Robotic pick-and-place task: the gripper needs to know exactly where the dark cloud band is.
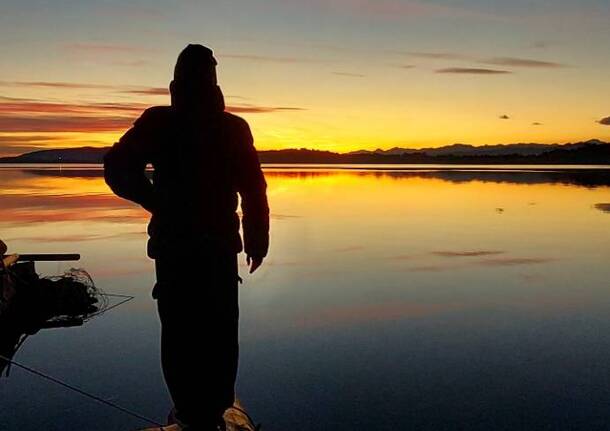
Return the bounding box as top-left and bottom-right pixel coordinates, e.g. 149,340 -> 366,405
436,67 -> 512,74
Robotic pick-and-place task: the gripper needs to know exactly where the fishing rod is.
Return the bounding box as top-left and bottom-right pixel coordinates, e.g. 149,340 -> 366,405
16,254 -> 81,262
0,353 -> 164,429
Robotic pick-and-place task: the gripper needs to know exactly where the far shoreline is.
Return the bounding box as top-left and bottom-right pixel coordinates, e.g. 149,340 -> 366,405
1,141 -> 609,165
2,162 -> 610,172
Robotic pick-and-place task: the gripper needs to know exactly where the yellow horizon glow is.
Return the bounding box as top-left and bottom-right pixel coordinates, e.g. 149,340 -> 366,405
1,65 -> 609,156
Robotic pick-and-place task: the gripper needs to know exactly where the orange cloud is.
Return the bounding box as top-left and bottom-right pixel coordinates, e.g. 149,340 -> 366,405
0,116 -> 134,132
0,81 -> 167,95
0,98 -> 144,115
120,87 -> 168,96
0,81 -> 117,90
0,96 -> 304,134
227,104 -> 305,113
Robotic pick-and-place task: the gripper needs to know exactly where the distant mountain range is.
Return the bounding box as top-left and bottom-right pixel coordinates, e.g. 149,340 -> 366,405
1,139 -> 609,165
348,139 -> 608,157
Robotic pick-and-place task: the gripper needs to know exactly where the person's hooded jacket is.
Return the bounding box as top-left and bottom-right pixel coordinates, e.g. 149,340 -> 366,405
103,46 -> 269,260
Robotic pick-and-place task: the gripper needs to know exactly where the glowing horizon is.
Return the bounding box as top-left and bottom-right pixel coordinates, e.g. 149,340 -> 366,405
1,1 -> 609,157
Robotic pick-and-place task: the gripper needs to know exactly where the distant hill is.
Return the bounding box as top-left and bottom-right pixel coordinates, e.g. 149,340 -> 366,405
348,139 -> 608,157
1,140 -> 609,165
0,147 -> 109,164
261,142 -> 610,164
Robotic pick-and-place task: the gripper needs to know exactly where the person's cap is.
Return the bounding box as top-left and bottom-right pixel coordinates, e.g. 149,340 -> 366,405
174,44 -> 218,84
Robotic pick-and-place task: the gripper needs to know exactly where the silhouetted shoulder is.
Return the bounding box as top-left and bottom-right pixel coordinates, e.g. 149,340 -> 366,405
134,105 -> 173,129
222,112 -> 253,143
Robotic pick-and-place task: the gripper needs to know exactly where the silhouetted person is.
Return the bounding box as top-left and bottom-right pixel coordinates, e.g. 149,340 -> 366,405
104,44 -> 269,430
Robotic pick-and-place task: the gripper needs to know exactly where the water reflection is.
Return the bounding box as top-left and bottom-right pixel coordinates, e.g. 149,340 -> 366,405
13,165 -> 610,187
1,165 -> 610,430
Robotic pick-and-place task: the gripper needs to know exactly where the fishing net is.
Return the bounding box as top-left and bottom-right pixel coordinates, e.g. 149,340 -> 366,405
1,265 -> 110,377
1,239 -> 132,378
38,268 -> 109,324
1,263 -> 109,326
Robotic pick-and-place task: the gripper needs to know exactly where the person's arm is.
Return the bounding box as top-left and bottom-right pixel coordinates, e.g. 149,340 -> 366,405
104,111 -> 157,213
235,120 -> 269,272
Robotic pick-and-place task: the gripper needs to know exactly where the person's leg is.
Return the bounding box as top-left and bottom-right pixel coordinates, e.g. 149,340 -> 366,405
204,252 -> 240,418
157,293 -> 192,426
156,251 -> 239,428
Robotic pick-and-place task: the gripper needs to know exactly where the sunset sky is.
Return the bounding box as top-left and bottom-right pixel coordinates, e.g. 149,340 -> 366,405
1,0 -> 609,156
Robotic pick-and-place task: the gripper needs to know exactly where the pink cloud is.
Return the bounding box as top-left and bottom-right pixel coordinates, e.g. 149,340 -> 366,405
0,98 -> 145,115
0,95 -> 304,134
227,104 -> 305,113
0,115 -> 134,132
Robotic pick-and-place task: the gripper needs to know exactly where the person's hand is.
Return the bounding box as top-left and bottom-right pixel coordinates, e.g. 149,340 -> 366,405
2,254 -> 18,268
246,255 -> 264,274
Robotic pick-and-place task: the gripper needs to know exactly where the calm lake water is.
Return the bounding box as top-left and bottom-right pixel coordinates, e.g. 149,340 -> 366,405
1,164 -> 610,430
